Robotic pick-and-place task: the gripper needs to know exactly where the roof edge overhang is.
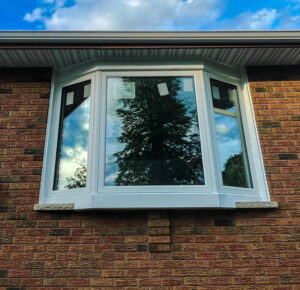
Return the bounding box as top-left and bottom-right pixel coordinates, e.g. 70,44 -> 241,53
1,31 -> 300,49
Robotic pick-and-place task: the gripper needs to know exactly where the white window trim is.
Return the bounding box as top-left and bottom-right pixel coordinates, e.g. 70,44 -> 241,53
39,62 -> 269,209
98,70 -> 212,195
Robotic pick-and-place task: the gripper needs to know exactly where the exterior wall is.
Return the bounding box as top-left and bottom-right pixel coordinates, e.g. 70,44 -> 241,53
0,67 -> 299,289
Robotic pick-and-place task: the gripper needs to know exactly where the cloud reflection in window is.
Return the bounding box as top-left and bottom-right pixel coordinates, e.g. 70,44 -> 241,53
54,81 -> 90,190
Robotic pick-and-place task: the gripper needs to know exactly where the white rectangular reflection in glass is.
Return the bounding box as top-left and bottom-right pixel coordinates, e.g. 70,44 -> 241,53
105,76 -> 204,186
210,79 -> 252,188
54,80 -> 91,190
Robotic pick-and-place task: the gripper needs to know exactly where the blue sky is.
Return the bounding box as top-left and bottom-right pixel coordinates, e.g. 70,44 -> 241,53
1,0 -> 300,30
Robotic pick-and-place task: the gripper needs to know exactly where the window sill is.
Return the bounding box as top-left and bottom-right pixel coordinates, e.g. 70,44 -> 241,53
235,201 -> 278,209
34,201 -> 278,211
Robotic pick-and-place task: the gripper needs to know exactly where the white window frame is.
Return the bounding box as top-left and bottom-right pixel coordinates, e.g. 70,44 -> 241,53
39,62 -> 269,209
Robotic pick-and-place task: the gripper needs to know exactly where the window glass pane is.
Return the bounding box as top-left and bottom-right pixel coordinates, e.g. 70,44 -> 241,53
105,76 -> 204,186
54,80 -> 91,190
210,79 -> 253,188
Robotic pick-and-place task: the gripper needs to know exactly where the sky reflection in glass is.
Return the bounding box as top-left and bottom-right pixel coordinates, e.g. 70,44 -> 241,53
55,82 -> 90,190
214,113 -> 242,169
211,79 -> 252,188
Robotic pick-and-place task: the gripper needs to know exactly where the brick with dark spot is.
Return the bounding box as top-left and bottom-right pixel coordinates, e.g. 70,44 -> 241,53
214,219 -> 235,226
149,243 -> 170,252
33,155 -> 43,161
24,148 -> 44,155
0,237 -> 13,244
291,115 -> 300,121
254,87 -> 265,92
278,153 -> 298,160
261,122 -> 281,128
49,229 -> 70,236
0,205 -> 16,213
0,88 -> 13,94
0,176 -> 21,183
50,214 -> 71,220
6,213 -> 27,220
32,168 -> 42,175
15,221 -> 36,228
137,244 -> 147,252
0,270 -> 8,277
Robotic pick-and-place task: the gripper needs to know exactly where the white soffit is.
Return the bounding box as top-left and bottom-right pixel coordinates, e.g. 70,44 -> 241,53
0,47 -> 300,69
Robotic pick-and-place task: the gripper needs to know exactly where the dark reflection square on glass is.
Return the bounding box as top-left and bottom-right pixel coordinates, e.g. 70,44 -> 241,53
211,79 -> 237,113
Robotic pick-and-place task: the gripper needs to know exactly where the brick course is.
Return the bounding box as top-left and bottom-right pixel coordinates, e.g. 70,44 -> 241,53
0,67 -> 299,289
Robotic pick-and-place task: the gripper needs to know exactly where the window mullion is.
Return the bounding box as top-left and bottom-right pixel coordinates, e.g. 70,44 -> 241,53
196,71 -> 219,194
97,72 -> 107,193
48,85 -> 64,194
235,98 -> 252,189
89,72 -> 100,195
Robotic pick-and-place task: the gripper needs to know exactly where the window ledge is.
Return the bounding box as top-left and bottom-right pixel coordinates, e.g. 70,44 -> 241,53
235,201 -> 278,209
33,201 -> 278,211
34,203 -> 75,211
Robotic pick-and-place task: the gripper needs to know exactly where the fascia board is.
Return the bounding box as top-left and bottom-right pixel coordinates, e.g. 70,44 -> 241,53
0,31 -> 300,45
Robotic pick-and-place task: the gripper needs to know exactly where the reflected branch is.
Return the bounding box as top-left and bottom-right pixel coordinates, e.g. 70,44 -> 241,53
222,153 -> 247,188
65,163 -> 87,189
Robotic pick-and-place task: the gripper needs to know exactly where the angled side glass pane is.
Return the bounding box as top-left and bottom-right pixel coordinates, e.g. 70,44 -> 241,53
53,80 -> 91,190
105,76 -> 204,186
210,79 -> 253,188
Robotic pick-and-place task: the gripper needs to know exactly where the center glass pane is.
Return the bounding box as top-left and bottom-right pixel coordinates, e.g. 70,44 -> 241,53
105,76 -> 204,186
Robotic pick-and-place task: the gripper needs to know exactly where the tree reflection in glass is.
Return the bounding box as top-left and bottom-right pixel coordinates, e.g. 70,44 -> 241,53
105,77 -> 204,186
54,81 -> 90,190
210,79 -> 252,188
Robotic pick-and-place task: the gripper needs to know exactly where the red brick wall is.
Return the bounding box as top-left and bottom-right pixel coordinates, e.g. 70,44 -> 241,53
0,67 -> 299,289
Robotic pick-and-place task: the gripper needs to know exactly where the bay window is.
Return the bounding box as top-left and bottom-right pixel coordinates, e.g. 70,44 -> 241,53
39,62 -> 269,209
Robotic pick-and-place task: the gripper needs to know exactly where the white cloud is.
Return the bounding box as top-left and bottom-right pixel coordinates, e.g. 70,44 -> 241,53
220,8 -> 278,30
220,3 -> 300,31
58,145 -> 87,188
105,171 -> 118,185
24,8 -> 45,22
276,4 -> 300,29
24,0 -> 224,30
24,0 -> 300,31
216,123 -> 230,135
